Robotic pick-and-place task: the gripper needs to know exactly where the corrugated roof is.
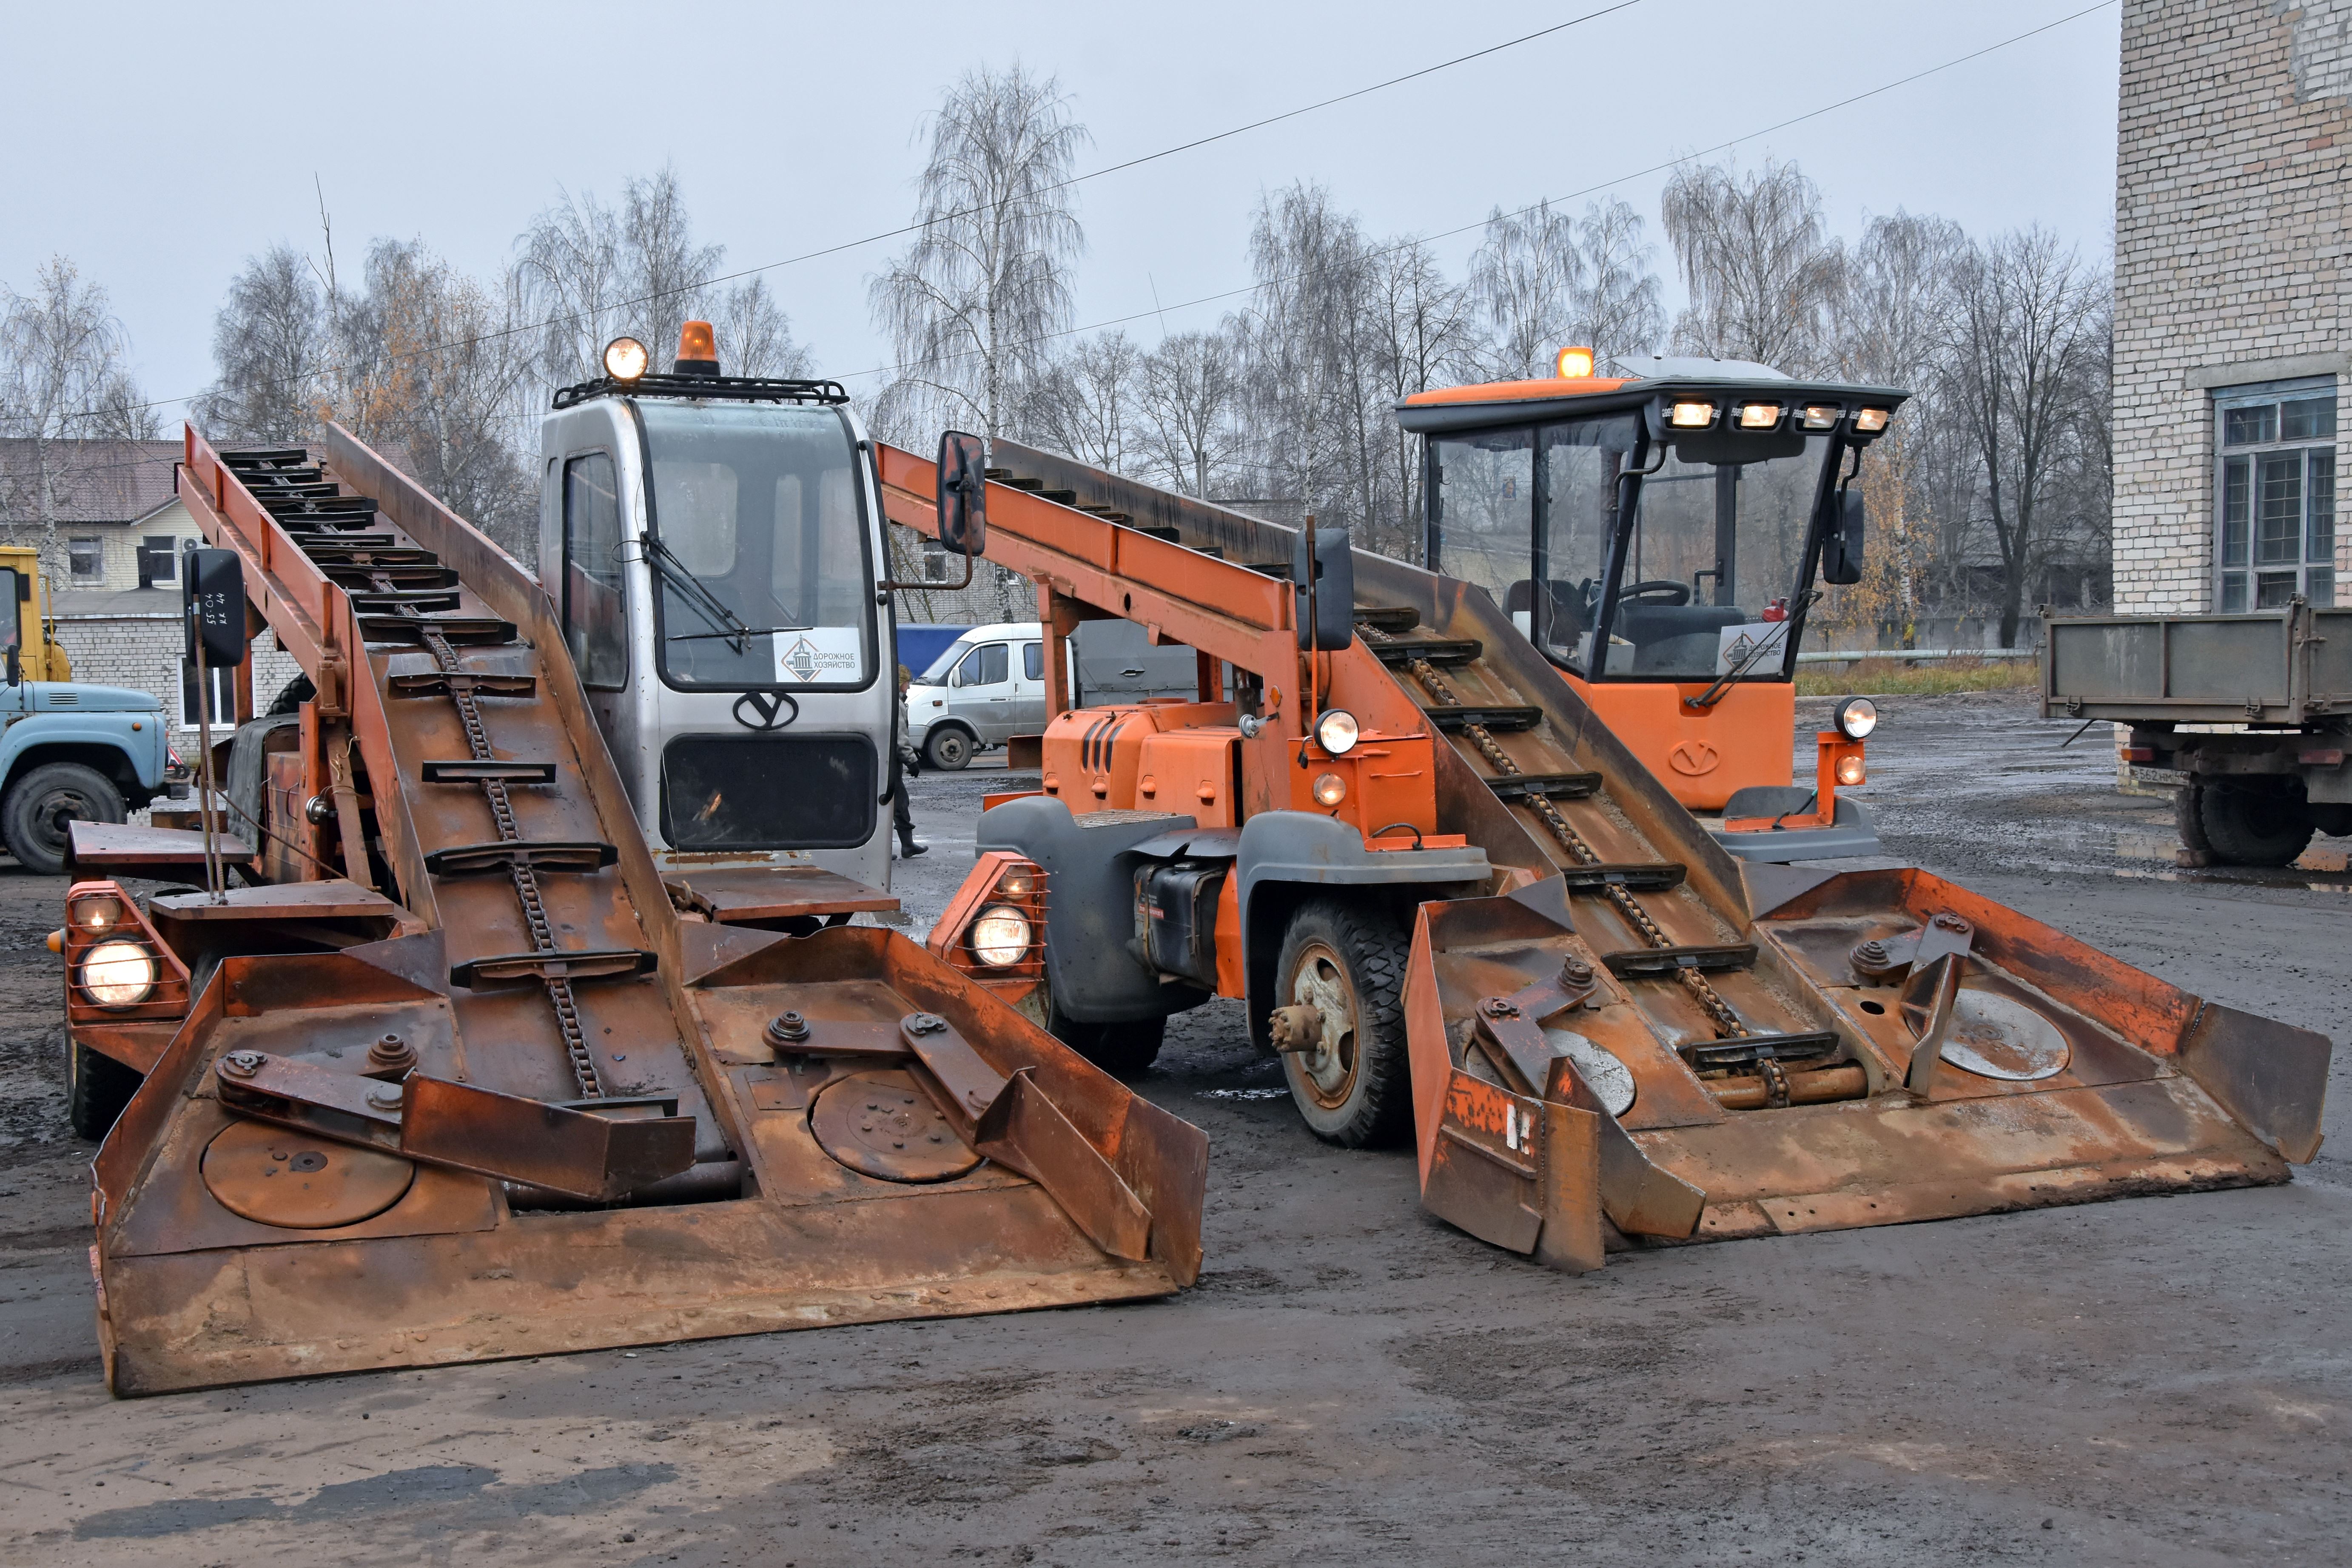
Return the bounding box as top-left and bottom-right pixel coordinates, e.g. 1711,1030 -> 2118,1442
0,438 -> 183,526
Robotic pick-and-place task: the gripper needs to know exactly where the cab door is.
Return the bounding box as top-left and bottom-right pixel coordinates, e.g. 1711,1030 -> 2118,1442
946,640 -> 1014,741
1011,639 -> 1048,732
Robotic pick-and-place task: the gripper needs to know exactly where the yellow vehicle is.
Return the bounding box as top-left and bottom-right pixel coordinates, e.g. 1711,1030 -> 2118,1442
0,542 -> 74,683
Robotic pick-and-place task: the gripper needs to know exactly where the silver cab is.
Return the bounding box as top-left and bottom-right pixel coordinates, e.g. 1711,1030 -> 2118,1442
538,386 -> 894,891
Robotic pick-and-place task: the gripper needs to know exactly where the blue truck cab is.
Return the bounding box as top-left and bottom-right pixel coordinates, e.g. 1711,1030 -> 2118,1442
1,552 -> 185,874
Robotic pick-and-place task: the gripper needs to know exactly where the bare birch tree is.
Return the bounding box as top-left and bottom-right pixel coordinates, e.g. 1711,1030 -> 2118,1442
1137,327 -> 1245,499
1941,228 -> 2110,646
1572,198 -> 1666,364
714,276 -> 812,379
1467,202 -> 1582,381
1662,159 -> 1845,372
1028,329 -> 1140,470
196,244 -> 329,442
0,257 -> 155,574
869,64 -> 1088,444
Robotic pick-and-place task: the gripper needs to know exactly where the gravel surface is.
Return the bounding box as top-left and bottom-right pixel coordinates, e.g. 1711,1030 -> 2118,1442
4,692 -> 2348,1567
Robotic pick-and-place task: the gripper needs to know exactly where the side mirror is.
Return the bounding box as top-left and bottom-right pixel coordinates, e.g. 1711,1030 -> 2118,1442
1293,525 -> 1355,652
184,547 -> 250,669
936,430 -> 988,559
1821,489 -> 1865,586
4,644 -> 19,688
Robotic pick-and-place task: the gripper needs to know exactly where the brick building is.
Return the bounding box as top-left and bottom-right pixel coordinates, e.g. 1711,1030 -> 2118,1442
1,439 -> 300,734
2113,0 -> 2352,613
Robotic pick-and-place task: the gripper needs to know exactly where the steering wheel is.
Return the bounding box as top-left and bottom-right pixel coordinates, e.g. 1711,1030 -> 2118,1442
1617,579 -> 1692,607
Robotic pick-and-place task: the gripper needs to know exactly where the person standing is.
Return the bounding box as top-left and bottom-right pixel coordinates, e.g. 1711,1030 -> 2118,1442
893,663 -> 926,858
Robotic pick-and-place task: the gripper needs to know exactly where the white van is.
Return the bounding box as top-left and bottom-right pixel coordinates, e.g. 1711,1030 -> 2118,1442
905,621 -> 1048,769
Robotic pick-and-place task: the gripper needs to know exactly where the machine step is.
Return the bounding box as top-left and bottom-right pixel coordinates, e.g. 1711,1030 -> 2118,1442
1678,1032 -> 1842,1071
1601,942 -> 1758,978
1558,862 -> 1688,892
420,759 -> 558,784
450,947 -> 658,987
425,839 -> 618,875
387,669 -> 537,699
1486,771 -> 1602,801
1371,637 -> 1481,665
359,613 -> 516,646
1424,704 -> 1543,732
350,589 -> 464,613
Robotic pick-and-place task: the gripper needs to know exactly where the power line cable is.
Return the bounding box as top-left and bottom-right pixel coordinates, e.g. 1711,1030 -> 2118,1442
834,0 -> 2121,386
76,2 -> 1651,421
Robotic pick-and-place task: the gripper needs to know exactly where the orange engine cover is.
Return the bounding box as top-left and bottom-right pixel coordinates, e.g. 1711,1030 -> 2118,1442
1564,675 -> 1794,811
1041,701 -> 1239,825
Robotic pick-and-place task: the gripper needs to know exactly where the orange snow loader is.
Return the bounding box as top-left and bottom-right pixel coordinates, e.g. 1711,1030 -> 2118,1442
60,409 -> 1204,1396
884,373 -> 2327,1273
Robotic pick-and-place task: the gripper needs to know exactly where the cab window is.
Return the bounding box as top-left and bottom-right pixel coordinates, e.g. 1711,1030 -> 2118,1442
957,643 -> 1008,686
562,453 -> 627,689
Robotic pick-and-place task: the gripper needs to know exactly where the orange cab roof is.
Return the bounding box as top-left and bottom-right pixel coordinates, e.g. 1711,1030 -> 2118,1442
1400,376 -> 1630,407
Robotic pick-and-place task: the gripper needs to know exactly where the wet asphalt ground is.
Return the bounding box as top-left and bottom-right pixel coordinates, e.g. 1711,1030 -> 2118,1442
4,693 -> 2350,1567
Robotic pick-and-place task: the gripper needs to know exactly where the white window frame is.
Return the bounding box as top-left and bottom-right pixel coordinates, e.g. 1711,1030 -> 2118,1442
2214,376 -> 2338,612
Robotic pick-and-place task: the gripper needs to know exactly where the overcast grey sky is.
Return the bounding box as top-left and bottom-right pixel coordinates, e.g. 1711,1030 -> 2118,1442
0,0 -> 2120,417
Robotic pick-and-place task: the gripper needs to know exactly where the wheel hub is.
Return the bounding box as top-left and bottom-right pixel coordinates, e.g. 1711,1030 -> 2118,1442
1287,944 -> 1355,1102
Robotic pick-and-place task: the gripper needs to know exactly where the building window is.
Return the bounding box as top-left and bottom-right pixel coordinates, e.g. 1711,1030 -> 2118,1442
139,535 -> 178,587
68,537 -> 103,579
2217,381 -> 2337,611
180,658 -> 236,726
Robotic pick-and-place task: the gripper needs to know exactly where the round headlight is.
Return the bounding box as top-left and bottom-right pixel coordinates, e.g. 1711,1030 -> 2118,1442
970,904 -> 1033,968
995,866 -> 1037,899
80,939 -> 157,1010
1312,771 -> 1348,808
1836,754 -> 1866,787
1836,697 -> 1878,740
73,895 -> 124,935
603,336 -> 650,381
1313,709 -> 1360,756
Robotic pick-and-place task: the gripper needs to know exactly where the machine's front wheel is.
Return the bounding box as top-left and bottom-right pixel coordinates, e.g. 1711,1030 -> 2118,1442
924,727 -> 974,771
1045,995 -> 1165,1076
2198,779 -> 2314,866
4,762 -> 125,875
1273,898 -> 1412,1148
67,1037 -> 143,1141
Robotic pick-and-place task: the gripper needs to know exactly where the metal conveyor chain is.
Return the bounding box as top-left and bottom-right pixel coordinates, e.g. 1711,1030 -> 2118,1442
1357,618 -> 1750,1041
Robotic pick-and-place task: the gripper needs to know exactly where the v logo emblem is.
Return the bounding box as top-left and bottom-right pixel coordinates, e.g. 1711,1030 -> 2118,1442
731,691 -> 800,732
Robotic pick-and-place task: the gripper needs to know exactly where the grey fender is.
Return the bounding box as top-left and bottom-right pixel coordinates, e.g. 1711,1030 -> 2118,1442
1709,788 -> 1883,863
1236,811 -> 1491,1052
975,795 -> 1206,1023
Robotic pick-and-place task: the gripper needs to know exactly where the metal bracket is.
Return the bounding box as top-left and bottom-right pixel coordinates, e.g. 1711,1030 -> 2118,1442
213,1050 -> 696,1202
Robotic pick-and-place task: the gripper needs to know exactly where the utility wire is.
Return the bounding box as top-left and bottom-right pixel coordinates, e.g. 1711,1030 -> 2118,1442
831,0 -> 2121,385
76,3 -> 1651,421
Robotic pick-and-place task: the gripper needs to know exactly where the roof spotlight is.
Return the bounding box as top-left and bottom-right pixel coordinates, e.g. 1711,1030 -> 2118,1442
1854,407 -> 1892,434
603,337 -> 649,382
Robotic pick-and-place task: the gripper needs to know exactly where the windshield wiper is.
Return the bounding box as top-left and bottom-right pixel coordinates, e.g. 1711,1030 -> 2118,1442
669,624 -> 806,643
639,532 -> 755,653
1686,591 -> 1821,710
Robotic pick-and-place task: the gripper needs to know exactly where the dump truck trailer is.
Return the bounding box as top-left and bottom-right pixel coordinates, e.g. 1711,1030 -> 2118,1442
56,339 -> 1204,1396
2043,601 -> 2352,865
885,417 -> 2328,1272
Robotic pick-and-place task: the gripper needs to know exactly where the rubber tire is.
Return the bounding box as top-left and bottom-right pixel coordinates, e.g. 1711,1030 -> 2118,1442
1045,995 -> 1165,1076
2199,778 -> 2315,867
925,727 -> 974,771
1274,897 -> 1413,1148
4,762 -> 125,876
67,1037 -> 143,1142
268,674 -> 316,715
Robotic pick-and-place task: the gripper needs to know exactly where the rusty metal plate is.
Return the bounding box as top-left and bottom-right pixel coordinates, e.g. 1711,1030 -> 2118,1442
1545,1027 -> 1636,1116
200,1118 -> 415,1229
1936,990 -> 2072,1081
810,1069 -> 981,1182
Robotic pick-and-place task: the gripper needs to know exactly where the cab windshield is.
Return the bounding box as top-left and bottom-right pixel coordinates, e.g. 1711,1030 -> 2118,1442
1430,415 -> 1831,682
918,637 -> 974,684
641,401 -> 877,690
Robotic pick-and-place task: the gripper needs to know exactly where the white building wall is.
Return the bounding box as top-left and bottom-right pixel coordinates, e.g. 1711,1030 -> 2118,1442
2113,0 -> 2352,613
